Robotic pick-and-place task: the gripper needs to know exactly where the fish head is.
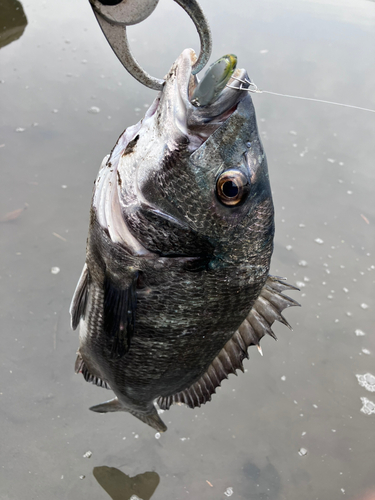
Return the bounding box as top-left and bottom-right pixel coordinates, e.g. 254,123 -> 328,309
114,49 -> 274,263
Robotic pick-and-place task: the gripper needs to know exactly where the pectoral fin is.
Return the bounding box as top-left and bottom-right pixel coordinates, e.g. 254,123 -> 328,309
103,273 -> 138,360
157,275 -> 300,410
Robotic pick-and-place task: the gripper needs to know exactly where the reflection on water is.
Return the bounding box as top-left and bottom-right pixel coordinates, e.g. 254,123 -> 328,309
93,467 -> 160,500
0,0 -> 27,49
242,461 -> 281,499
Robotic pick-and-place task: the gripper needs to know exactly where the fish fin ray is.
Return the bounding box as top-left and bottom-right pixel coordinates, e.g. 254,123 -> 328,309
130,407 -> 167,432
75,353 -> 111,389
90,398 -> 167,432
156,275 -> 299,410
246,274 -> 300,343
103,273 -> 137,360
89,397 -> 123,413
70,263 -> 89,330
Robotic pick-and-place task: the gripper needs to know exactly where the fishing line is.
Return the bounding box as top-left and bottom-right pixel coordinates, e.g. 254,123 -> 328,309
227,77 -> 375,113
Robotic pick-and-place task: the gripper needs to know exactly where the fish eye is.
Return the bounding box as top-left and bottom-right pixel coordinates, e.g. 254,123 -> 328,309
216,170 -> 250,206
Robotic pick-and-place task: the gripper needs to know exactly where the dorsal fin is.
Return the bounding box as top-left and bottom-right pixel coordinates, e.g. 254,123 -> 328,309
157,275 -> 299,410
75,353 -> 111,390
70,263 -> 89,330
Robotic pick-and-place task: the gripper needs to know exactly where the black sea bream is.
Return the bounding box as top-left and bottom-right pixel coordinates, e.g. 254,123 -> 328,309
70,49 -> 299,432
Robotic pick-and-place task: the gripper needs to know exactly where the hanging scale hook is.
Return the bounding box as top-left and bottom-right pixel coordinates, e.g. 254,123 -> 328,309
89,0 -> 212,90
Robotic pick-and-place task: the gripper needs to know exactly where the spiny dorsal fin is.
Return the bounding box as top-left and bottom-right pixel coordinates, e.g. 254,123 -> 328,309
75,353 -> 111,390
157,275 -> 300,410
70,263 -> 89,330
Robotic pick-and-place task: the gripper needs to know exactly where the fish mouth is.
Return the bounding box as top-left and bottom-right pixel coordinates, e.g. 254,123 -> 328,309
94,49 -> 252,255
167,48 -> 251,146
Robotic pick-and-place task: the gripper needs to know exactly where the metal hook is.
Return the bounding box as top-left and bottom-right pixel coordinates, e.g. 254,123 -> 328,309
89,0 -> 212,91
226,76 -> 263,94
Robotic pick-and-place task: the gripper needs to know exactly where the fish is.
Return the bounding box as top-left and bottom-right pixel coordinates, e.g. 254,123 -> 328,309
70,48 -> 299,433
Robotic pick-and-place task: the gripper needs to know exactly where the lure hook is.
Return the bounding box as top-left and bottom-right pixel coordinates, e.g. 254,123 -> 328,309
89,0 -> 212,90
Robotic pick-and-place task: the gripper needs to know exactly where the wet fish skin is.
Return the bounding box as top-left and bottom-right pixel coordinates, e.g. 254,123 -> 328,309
71,49 -> 278,432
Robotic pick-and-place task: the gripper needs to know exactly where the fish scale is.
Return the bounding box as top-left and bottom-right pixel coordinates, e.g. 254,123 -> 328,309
70,49 -> 299,432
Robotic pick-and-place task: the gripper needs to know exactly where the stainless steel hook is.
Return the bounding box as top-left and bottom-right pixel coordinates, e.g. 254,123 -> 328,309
89,0 -> 212,91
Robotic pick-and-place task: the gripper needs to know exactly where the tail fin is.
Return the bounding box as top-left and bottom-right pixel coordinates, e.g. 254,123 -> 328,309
129,407 -> 167,433
89,397 -> 123,413
89,398 -> 167,432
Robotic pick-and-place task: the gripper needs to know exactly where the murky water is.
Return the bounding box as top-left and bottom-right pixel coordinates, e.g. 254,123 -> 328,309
1,0 -> 374,499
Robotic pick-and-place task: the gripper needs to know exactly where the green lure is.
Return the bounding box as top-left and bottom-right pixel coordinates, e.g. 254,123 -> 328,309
191,54 -> 237,107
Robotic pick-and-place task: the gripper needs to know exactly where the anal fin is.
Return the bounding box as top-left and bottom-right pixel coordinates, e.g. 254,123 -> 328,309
75,353 -> 111,390
157,275 -> 300,411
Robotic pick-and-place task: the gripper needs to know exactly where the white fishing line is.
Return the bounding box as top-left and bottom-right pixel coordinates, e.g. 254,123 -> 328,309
227,77 -> 375,113
260,90 -> 375,113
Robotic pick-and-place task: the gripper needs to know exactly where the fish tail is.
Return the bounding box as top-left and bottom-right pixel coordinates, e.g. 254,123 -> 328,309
89,397 -> 167,432
129,407 -> 167,433
89,397 -> 123,413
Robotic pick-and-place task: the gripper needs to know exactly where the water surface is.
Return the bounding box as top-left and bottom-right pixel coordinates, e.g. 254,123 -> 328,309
1,0 -> 374,499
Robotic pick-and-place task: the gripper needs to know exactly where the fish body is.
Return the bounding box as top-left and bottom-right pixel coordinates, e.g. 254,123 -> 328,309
71,49 -> 298,432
